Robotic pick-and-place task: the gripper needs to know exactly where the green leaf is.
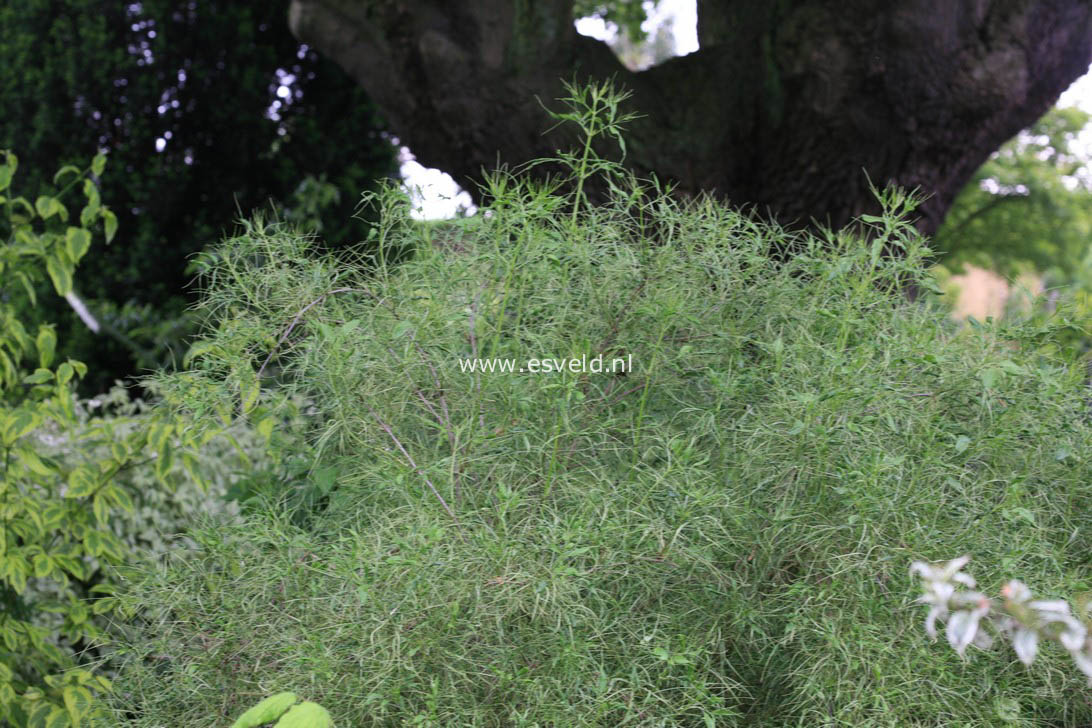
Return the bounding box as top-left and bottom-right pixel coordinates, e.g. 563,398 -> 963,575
979,367 -> 1004,390
37,326 -> 57,368
32,553 -> 53,579
147,422 -> 174,451
79,204 -> 98,228
23,369 -> 54,385
230,692 -> 299,728
57,362 -> 75,386
16,446 -> 55,477
181,451 -> 204,489
65,227 -> 92,263
16,270 -> 37,306
0,152 -> 15,192
3,408 -> 42,445
83,530 -> 104,559
256,417 -> 275,442
92,492 -> 109,527
954,435 -> 972,454
91,597 -> 117,616
36,196 -> 63,219
42,502 -> 67,531
154,442 -> 174,486
101,209 -> 117,244
2,555 -> 28,594
45,254 -> 73,296
91,153 -> 106,177
998,359 -> 1028,376
105,485 -> 134,514
62,684 -> 94,725
82,179 -> 100,209
44,705 -> 73,728
66,466 -> 99,499
10,195 -> 33,219
239,369 -> 260,415
273,701 -> 332,728
53,165 -> 82,186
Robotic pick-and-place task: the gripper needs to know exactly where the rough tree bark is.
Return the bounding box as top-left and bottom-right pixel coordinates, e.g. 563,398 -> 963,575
287,0 -> 1092,236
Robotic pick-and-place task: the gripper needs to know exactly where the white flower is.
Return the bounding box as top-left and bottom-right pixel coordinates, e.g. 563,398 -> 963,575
946,597 -> 992,657
910,555 -> 975,587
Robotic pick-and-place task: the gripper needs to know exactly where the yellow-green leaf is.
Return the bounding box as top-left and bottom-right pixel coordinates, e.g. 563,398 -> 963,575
217,401 -> 233,427
90,153 -> 106,177
2,555 -> 28,594
110,442 -> 128,463
15,270 -> 36,306
63,684 -> 94,725
101,208 -> 117,244
37,326 -> 57,368
230,692 -> 298,728
154,442 -> 173,485
273,701 -> 332,728
92,492 -> 109,527
3,408 -> 41,445
53,164 -> 82,186
105,485 -> 134,514
98,531 -> 124,562
240,371 -> 260,415
44,705 -> 71,728
0,152 -> 15,192
45,253 -> 73,296
56,385 -> 76,420
57,362 -> 75,386
79,203 -> 98,228
256,416 -> 275,442
180,451 -> 205,490
22,369 -> 53,385
16,446 -> 55,477
42,502 -> 66,531
147,422 -> 174,451
91,596 -> 117,616
35,195 -> 61,219
83,530 -> 104,559
32,554 -> 53,579
66,466 -> 99,499
65,227 -> 92,263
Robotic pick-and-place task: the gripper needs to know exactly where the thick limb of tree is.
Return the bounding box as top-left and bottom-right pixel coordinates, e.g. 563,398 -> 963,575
288,0 -> 1092,236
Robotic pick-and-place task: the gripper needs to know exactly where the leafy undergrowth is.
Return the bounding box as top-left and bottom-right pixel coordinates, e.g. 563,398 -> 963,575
108,84 -> 1092,727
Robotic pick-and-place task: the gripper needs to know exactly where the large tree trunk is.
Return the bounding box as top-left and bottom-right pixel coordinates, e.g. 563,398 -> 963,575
287,0 -> 1092,237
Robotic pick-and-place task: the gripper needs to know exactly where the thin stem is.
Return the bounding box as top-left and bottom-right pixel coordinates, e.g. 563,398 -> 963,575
258,287 -> 361,376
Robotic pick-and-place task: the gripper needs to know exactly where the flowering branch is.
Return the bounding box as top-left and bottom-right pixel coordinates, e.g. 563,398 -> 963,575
910,556 -> 1092,684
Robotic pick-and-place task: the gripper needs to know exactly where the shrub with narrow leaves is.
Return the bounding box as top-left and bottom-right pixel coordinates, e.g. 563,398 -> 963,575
105,79 -> 1092,726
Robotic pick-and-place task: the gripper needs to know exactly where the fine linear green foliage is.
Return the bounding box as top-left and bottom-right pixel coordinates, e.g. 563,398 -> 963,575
111,82 -> 1092,726
0,152 -> 257,727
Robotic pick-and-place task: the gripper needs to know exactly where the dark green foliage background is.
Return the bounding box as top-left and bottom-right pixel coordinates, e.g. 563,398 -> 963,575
0,0 -> 397,393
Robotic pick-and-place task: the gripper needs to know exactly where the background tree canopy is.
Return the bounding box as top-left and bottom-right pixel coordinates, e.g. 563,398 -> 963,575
0,0 -> 396,393
287,0 -> 1092,237
934,105 -> 1092,280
